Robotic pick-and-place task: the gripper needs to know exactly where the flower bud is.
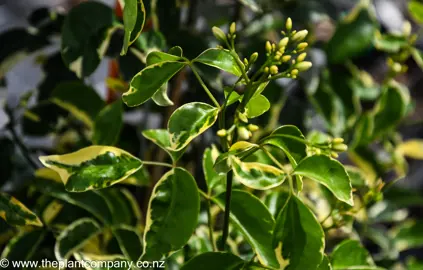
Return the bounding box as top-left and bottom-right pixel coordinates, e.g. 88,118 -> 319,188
212,26 -> 227,43
291,30 -> 308,42
238,111 -> 249,123
295,61 -> 312,71
331,152 -> 339,159
243,58 -> 249,66
286,17 -> 292,31
291,69 -> 299,76
249,52 -> 258,64
265,41 -> 272,53
403,21 -> 412,36
264,67 -> 270,74
248,124 -> 259,132
332,143 -> 348,152
279,37 -> 289,48
238,127 -> 251,140
270,65 -> 279,75
296,42 -> 308,51
230,22 -> 236,35
392,62 -> 402,73
297,53 -> 307,62
332,138 -> 344,144
282,55 -> 291,62
217,129 -> 227,137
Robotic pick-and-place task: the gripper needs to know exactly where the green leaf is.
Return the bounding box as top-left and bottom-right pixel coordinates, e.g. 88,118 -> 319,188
61,2 -> 115,78
1,229 -> 46,260
73,253 -> 129,270
409,0 -> 423,23
33,175 -> 113,224
214,190 -> 279,269
0,192 -> 42,227
326,5 -> 378,64
39,146 -> 143,192
374,33 -> 409,53
372,82 -> 410,138
122,167 -> 150,187
331,239 -> 375,269
193,48 -> 243,76
318,255 -> 333,270
142,168 -> 200,260
96,188 -> 141,226
238,0 -> 262,12
214,141 -> 259,173
113,226 -> 143,261
245,95 -> 270,118
261,125 -> 307,166
135,30 -> 166,53
152,83 -> 174,106
168,46 -> 183,57
407,257 -> 423,270
147,51 -> 183,65
168,102 -> 219,151
93,99 -> 123,145
273,195 -> 325,270
122,61 -> 186,107
55,218 -> 102,260
392,220 -> 423,251
181,252 -> 245,270
51,81 -> 105,128
203,146 -> 226,192
293,155 -> 353,205
412,49 -> 423,70
121,0 -> 146,55
231,157 -> 286,190
142,129 -> 185,162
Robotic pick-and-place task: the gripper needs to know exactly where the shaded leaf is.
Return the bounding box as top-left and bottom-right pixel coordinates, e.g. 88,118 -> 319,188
194,48 -> 243,76
93,99 -> 123,145
113,226 -> 143,261
181,252 -> 245,270
123,61 -> 186,107
203,146 -> 226,192
273,195 -> 325,270
74,253 -> 129,270
1,229 -> 46,260
168,102 -> 219,151
142,168 -> 200,260
55,218 -> 102,260
146,51 -> 182,65
293,155 -> 353,205
0,192 -> 42,227
152,83 -> 174,106
214,191 -> 279,269
121,0 -> 146,55
318,255 -> 332,270
39,146 -> 143,192
392,220 -> 423,251
238,0 -> 262,12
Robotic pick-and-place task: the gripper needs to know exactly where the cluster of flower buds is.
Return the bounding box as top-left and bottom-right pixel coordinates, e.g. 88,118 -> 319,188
216,109 -> 259,141
260,17 -> 312,79
212,22 -> 238,49
308,137 -> 348,158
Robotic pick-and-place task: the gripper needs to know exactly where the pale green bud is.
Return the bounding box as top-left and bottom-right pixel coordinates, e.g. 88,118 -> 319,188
291,30 -> 308,42
272,43 -> 276,51
265,41 -> 272,53
297,53 -> 307,62
270,65 -> 279,75
282,55 -> 291,62
291,69 -> 299,76
238,111 -> 249,123
332,143 -> 348,152
279,37 -> 289,48
243,58 -> 249,66
230,22 -> 236,35
331,152 -> 339,159
332,138 -> 344,144
403,21 -> 412,36
248,124 -> 259,132
264,67 -> 270,73
295,61 -> 312,71
249,52 -> 259,64
392,62 -> 402,73
286,17 -> 292,31
217,129 -> 227,137
238,127 -> 251,140
212,26 -> 227,43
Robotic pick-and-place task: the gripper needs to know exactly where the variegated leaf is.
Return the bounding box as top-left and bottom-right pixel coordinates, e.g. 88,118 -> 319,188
193,48 -> 243,76
39,146 -> 143,192
121,0 -> 146,55
0,192 -> 42,227
142,129 -> 185,162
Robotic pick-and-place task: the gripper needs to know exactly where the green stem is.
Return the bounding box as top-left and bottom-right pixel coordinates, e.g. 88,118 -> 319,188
206,199 -> 217,251
142,161 -> 174,168
220,171 -> 233,251
190,66 -> 221,108
229,50 -> 250,84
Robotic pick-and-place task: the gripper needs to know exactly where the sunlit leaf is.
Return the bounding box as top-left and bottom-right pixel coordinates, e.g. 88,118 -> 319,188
331,239 -> 375,269
39,146 -> 143,192
142,168 -> 200,260
214,141 -> 259,174
203,146 -> 226,192
396,140 -> 423,160
168,102 -> 219,151
293,155 -> 353,205
142,129 -> 185,162
409,0 -> 423,23
194,48 -> 243,76
246,95 -> 270,118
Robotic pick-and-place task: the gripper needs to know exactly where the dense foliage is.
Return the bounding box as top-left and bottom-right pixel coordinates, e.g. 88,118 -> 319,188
1,0 -> 423,269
